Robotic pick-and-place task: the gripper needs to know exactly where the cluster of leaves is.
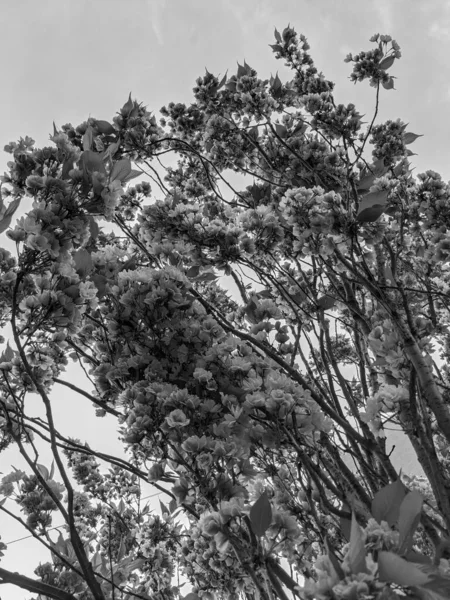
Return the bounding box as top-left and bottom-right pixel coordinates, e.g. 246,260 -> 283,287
1,25 -> 450,600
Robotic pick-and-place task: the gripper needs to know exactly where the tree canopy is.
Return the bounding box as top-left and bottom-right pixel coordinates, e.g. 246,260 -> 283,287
1,26 -> 450,600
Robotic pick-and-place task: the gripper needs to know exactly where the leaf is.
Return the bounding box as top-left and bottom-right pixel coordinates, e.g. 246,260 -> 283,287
103,140 -> 120,161
49,461 -> 55,480
382,77 -> 395,90
403,132 -> 423,145
185,265 -> 200,278
357,189 -> 389,223
121,93 -> 134,116
36,464 -> 50,480
274,28 -> 282,43
73,249 -> 93,278
347,513 -> 368,574
122,169 -> 142,184
61,155 -> 76,180
317,295 -> 336,310
83,125 -> 94,151
357,172 -> 376,192
110,158 -> 132,183
371,478 -> 406,526
270,43 -> 284,54
79,150 -> 106,176
274,123 -> 287,138
169,498 -> 177,514
419,576 -> 450,599
91,274 -> 108,298
87,216 -> 99,241
398,491 -> 423,554
0,198 -> 21,234
371,158 -> 388,177
379,55 -> 395,70
405,550 -> 432,565
325,538 -> 345,580
117,536 -> 127,562
94,120 -> 115,135
378,552 -> 430,587
340,504 -> 352,541
237,62 -> 247,78
1,342 -> 15,362
249,491 -> 272,537
159,500 -> 169,515
183,594 -> 201,600
53,121 -> 58,136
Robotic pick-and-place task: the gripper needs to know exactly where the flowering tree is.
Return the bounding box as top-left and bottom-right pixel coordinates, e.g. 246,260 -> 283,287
1,26 -> 450,600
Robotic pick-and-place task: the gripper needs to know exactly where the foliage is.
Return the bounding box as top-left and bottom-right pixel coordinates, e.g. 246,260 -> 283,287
0,26 -> 450,600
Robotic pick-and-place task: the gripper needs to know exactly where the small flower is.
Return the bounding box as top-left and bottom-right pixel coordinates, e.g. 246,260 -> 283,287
165,409 -> 190,428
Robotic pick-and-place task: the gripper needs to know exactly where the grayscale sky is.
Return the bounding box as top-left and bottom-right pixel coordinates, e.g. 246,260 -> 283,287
0,0 -> 447,597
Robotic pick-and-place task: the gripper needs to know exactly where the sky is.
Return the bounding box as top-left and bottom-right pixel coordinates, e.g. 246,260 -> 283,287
0,0 -> 449,597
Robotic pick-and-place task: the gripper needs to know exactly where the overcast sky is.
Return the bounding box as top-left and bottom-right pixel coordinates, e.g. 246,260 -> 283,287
0,0 -> 447,597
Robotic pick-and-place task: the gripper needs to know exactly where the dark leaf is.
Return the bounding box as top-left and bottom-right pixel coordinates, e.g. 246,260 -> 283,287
325,538 -> 345,580
196,272 -> 218,282
79,151 -> 106,176
3,198 -> 21,219
159,500 -> 169,515
92,172 -> 105,197
87,216 -> 99,241
237,62 -> 247,78
274,28 -> 282,43
378,552 -> 430,587
382,77 -> 395,90
271,72 -> 282,92
185,266 -> 201,278
403,132 -> 423,145
405,550 -> 432,565
371,158 -> 388,177
53,121 -> 58,136
36,464 -> 50,480
73,249 -> 93,278
274,123 -> 287,138
269,44 -> 284,53
121,93 -> 134,116
249,491 -> 272,537
340,504 -> 352,541
64,284 -> 80,299
122,169 -> 142,184
218,72 -> 227,89
110,158 -> 132,183
92,274 -> 108,299
348,513 -> 368,574
103,140 -> 121,161
0,199 -> 21,234
317,295 -> 336,310
94,120 -> 115,135
398,491 -> 423,554
357,204 -> 386,223
83,125 -> 94,151
371,478 -> 406,526
0,342 -> 15,362
357,173 -> 376,192
379,55 -> 395,70
419,576 -> 450,599
61,155 -> 76,180
357,189 -> 389,223
256,289 -> 272,299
